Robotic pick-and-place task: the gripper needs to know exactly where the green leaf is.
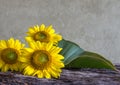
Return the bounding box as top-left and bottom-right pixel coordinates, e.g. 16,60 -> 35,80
66,51 -> 117,70
58,39 -> 84,65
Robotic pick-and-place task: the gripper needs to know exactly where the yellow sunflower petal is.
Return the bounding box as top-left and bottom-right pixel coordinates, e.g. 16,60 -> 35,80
14,39 -> 23,50
51,47 -> 62,54
9,65 -> 14,71
46,42 -> 53,51
29,42 -> 37,49
53,61 -> 64,68
50,65 -> 62,72
0,40 -> 7,48
43,70 -> 51,79
25,37 -> 33,42
52,34 -> 62,42
0,60 -> 3,68
37,72 -> 44,78
28,27 -> 36,33
36,41 -> 42,50
39,24 -> 45,31
46,25 -> 55,34
2,64 -> 9,72
55,54 -> 64,60
25,48 -> 34,53
32,70 -> 40,76
25,66 -> 35,75
7,38 -> 15,48
14,39 -> 20,47
19,56 -> 28,63
24,70 -> 28,75
12,64 -> 19,71
34,25 -> 40,32
24,66 -> 33,75
48,67 -> 59,78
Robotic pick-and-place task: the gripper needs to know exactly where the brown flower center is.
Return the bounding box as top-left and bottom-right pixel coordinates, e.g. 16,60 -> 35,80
33,31 -> 50,42
31,50 -> 50,69
1,48 -> 18,64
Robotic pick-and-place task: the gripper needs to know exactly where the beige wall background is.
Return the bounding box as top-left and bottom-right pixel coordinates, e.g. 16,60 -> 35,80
0,0 -> 120,63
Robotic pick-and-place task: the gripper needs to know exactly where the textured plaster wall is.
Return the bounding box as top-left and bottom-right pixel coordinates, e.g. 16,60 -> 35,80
0,0 -> 120,63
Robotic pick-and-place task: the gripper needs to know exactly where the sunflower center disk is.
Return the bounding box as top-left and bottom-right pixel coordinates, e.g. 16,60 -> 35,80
1,48 -> 18,64
34,32 -> 49,42
32,51 -> 49,66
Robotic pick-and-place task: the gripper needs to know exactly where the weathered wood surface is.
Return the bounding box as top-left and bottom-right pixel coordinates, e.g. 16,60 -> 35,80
0,65 -> 120,85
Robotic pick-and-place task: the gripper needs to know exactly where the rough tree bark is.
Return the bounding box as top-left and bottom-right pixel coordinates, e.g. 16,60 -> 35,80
0,65 -> 120,85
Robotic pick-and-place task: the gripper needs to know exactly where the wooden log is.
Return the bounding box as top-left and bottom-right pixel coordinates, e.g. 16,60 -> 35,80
0,65 -> 120,85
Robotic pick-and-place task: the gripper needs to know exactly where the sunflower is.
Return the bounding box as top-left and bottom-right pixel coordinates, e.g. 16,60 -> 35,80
20,41 -> 64,78
25,24 -> 62,44
0,38 -> 25,72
